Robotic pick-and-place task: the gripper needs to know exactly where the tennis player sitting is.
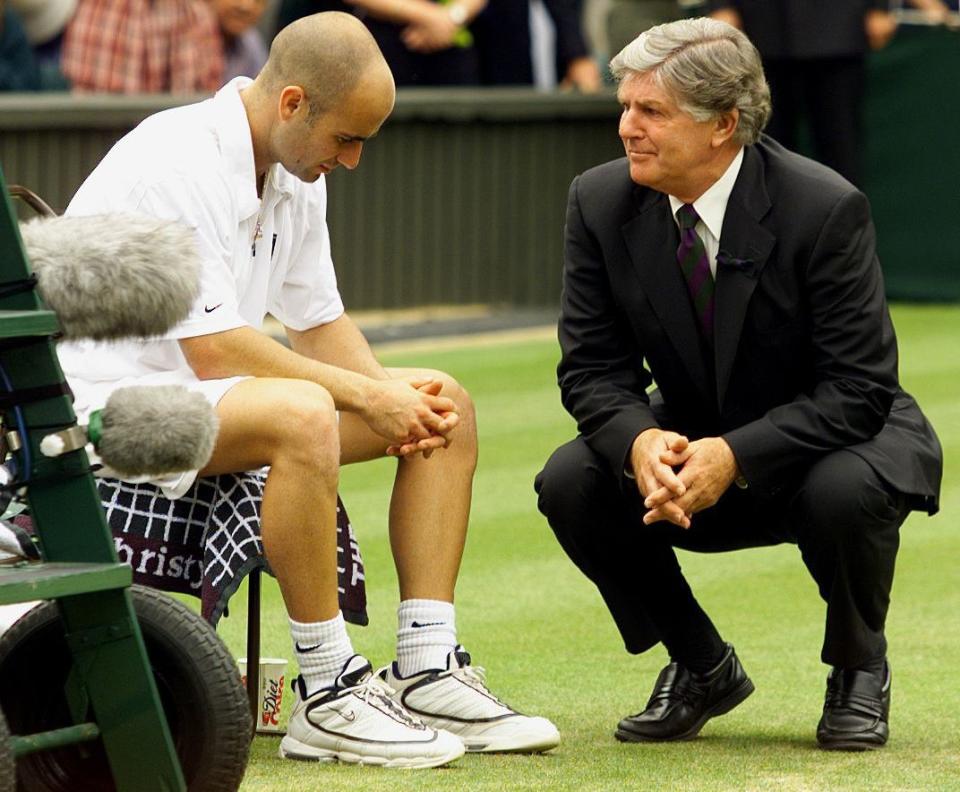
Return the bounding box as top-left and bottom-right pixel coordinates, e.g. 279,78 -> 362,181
58,11 -> 559,769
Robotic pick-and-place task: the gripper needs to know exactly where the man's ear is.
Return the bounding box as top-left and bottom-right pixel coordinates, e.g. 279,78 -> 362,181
278,85 -> 307,121
712,108 -> 740,147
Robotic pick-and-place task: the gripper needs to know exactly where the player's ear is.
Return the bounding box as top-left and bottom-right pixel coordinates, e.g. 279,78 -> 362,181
278,86 -> 307,122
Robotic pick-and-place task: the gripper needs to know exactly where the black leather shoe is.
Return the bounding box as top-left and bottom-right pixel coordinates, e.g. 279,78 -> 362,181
817,661 -> 891,751
615,643 -> 754,742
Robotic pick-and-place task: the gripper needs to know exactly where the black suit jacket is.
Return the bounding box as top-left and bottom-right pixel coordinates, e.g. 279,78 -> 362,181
557,136 -> 941,512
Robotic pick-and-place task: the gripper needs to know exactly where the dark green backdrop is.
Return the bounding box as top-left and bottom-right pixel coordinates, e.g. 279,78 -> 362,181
863,25 -> 960,301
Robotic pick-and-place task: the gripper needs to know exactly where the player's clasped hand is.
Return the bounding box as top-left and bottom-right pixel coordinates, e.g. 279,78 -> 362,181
364,377 -> 460,459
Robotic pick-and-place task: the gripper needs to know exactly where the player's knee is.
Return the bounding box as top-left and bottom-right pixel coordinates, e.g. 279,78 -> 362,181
439,371 -> 477,430
271,381 -> 339,471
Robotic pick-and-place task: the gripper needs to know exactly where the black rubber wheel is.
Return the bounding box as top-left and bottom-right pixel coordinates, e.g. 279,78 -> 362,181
0,586 -> 250,791
0,707 -> 14,792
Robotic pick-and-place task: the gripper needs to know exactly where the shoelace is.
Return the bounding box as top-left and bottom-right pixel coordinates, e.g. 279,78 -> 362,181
450,664 -> 510,707
352,677 -> 426,729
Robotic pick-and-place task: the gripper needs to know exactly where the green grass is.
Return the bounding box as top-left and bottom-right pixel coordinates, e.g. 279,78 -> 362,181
213,304 -> 960,791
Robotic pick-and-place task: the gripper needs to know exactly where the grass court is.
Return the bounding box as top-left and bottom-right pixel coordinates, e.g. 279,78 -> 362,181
212,303 -> 959,792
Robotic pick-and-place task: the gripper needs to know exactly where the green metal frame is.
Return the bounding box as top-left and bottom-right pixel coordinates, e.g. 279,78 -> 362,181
0,165 -> 185,791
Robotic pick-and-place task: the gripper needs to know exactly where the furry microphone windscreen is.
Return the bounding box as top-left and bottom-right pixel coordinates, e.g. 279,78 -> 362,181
96,386 -> 219,476
19,214 -> 201,340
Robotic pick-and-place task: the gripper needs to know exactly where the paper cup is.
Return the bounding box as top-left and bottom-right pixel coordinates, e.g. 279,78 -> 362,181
238,657 -> 287,733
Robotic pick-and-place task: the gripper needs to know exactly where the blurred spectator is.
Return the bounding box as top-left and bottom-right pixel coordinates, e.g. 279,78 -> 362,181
273,0 -> 341,32
352,0 -> 489,85
1,0 -> 41,89
600,0 -> 678,64
61,0 -> 223,92
707,1 -> 901,186
473,0 -> 601,91
905,0 -> 955,24
8,0 -> 74,88
211,0 -> 268,79
275,0 -> 486,86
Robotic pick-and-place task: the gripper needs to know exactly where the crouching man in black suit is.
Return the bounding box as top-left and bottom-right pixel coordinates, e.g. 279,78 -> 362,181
535,17 -> 942,750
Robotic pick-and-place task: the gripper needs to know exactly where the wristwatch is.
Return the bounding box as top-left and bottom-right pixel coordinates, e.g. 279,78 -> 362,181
445,2 -> 468,25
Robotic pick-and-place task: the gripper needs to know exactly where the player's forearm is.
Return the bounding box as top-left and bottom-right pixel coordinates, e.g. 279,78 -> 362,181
286,314 -> 388,381
179,326 -> 374,413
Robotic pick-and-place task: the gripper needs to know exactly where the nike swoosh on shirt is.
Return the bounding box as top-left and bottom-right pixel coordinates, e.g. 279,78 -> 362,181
204,303 -> 223,313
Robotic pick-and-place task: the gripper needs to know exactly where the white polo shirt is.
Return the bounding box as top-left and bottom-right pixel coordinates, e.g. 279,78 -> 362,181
58,77 -> 345,495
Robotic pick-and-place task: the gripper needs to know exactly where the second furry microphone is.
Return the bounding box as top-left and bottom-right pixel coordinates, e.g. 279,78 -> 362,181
92,386 -> 219,476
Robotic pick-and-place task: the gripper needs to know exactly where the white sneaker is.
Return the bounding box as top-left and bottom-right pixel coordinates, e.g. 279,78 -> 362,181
379,647 -> 561,754
279,655 -> 465,769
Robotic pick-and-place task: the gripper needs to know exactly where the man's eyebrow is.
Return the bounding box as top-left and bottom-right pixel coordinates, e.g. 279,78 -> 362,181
619,96 -> 667,110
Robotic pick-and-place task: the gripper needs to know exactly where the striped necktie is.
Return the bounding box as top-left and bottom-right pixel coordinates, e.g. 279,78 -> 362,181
676,203 -> 715,343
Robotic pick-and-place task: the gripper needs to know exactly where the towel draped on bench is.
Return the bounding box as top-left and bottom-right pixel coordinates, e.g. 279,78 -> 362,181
97,471 -> 368,626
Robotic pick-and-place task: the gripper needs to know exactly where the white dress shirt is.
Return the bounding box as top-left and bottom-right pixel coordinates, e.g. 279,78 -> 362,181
668,147 -> 745,277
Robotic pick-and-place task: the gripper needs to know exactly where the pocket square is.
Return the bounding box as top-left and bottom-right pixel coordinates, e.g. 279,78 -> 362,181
717,250 -> 758,278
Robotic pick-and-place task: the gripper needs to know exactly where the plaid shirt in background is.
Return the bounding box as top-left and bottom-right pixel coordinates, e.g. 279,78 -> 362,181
62,0 -> 223,93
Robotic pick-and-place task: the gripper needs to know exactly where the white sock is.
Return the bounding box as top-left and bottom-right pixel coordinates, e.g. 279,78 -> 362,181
396,599 -> 457,677
290,612 -> 354,696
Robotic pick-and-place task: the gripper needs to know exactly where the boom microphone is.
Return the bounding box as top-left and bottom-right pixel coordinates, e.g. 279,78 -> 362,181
19,213 -> 201,340
89,386 -> 219,476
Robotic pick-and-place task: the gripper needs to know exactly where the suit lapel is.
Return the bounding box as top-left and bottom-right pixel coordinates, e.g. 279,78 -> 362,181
621,189 -> 713,404
713,146 -> 776,411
